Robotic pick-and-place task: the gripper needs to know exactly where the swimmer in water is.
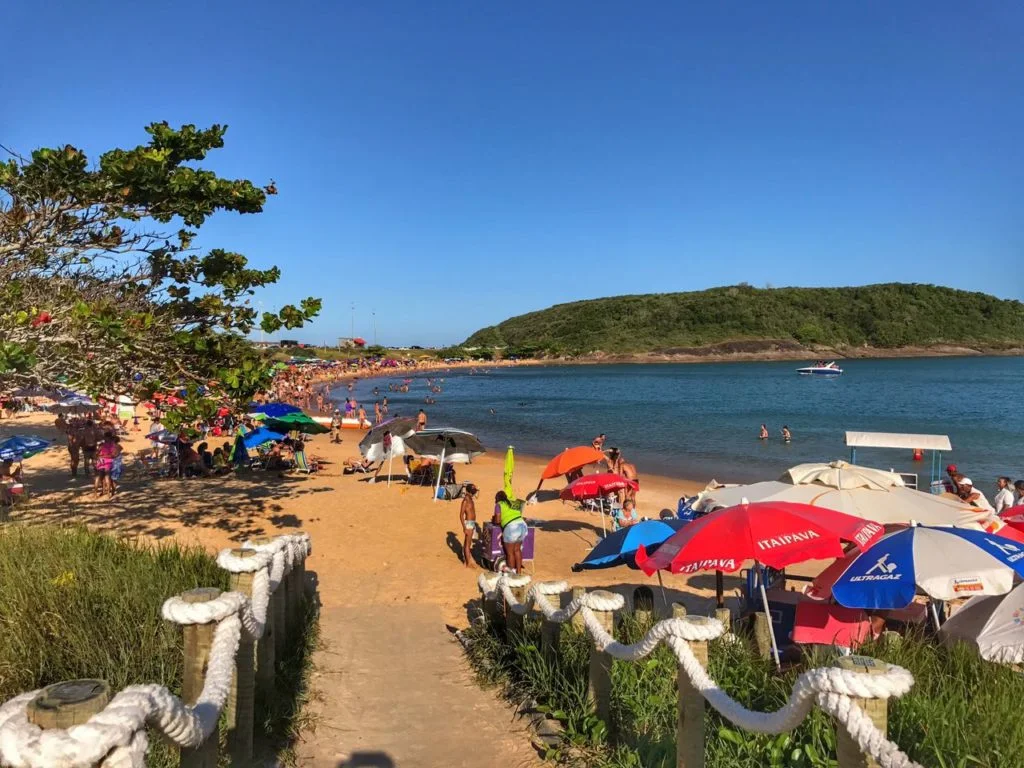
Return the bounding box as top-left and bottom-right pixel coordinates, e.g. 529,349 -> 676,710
781,425 -> 792,443
759,424 -> 769,440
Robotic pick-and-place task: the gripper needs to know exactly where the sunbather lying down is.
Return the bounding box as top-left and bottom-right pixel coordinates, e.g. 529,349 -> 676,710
343,456 -> 376,474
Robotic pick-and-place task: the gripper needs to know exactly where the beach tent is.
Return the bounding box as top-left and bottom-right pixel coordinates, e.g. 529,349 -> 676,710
694,460 -> 990,528
939,582 -> 1024,664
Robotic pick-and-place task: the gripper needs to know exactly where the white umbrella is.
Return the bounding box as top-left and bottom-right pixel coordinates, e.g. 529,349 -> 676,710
361,434 -> 407,486
696,463 -> 991,528
939,582 -> 1024,664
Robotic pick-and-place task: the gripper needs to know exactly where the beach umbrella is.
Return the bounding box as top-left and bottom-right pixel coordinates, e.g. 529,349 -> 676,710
694,462 -> 990,529
0,435 -> 51,461
265,414 -> 329,435
146,429 -> 178,445
636,500 -> 885,667
404,428 -> 485,502
575,519 -> 688,570
938,581 -> 1024,664
360,417 -> 417,447
538,446 -> 606,487
560,473 -> 639,536
831,525 -> 1024,613
242,428 -> 286,450
249,402 -> 302,418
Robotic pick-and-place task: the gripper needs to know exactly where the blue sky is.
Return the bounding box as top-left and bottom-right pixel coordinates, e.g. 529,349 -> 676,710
4,2 -> 1022,346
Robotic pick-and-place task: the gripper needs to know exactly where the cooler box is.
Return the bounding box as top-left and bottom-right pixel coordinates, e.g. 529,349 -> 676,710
483,523 -> 536,568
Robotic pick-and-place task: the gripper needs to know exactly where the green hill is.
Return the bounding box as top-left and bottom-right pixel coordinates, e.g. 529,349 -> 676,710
463,283 -> 1024,356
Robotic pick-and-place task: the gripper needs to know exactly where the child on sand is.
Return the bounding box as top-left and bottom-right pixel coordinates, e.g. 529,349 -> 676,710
459,483 -> 479,568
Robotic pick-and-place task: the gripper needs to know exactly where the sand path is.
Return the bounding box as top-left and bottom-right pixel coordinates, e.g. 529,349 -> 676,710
2,412 -> 725,767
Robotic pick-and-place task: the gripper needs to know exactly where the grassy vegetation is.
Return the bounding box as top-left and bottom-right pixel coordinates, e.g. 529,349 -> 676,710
463,611 -> 1024,767
0,526 -> 317,766
463,283 -> 1024,355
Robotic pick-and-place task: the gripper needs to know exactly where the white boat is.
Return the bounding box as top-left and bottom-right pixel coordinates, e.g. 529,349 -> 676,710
796,361 -> 843,376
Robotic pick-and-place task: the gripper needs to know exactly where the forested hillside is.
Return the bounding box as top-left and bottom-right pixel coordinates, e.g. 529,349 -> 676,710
464,284 -> 1024,355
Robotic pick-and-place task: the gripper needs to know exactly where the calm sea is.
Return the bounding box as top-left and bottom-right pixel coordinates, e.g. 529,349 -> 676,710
338,357 -> 1024,489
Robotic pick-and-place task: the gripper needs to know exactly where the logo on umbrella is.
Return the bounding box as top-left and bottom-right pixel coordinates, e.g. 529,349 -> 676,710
988,539 -> 1024,563
853,522 -> 884,547
850,554 -> 901,582
677,558 -> 738,574
755,529 -> 821,551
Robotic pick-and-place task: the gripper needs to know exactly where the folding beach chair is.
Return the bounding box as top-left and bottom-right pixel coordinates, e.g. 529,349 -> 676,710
293,450 -> 319,475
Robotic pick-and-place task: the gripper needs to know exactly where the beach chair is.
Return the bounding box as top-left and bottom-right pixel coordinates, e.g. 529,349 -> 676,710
293,450 -> 319,475
792,602 -> 876,651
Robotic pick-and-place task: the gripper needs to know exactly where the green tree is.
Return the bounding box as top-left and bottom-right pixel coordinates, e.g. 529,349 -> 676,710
0,123 -> 320,404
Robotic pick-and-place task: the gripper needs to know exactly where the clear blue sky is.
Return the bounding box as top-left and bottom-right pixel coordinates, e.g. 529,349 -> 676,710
5,2 -> 1022,346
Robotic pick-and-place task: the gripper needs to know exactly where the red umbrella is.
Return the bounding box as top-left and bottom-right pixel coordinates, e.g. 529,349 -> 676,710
635,501 -> 883,575
635,500 -> 884,668
559,473 -> 638,502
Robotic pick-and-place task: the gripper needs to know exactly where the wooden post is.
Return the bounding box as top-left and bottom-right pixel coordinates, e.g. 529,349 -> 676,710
252,537 -> 288,657
289,538 -> 307,632
587,589 -> 616,729
507,581 -> 529,635
179,587 -> 222,768
482,587 -> 503,628
227,560 -> 257,764
540,586 -> 565,661
753,612 -> 773,659
672,602 -> 687,618
713,607 -> 732,631
231,548 -> 275,695
571,586 -> 586,631
28,679 -> 110,729
677,616 -> 711,768
834,656 -> 890,768
633,586 -> 655,626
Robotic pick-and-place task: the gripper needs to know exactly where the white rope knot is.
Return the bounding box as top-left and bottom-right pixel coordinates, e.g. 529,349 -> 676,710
216,549 -> 272,573
533,580 -> 568,595
161,592 -> 246,626
581,590 -> 625,612
477,573 -> 500,600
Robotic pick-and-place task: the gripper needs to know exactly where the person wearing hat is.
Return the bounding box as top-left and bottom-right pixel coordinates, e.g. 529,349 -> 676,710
953,473 -> 993,511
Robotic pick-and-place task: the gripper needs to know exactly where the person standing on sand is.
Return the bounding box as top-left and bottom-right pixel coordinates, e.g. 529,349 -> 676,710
374,401 -> 382,425
494,490 -> 526,574
416,409 -> 427,431
459,483 -> 479,568
81,420 -> 99,477
759,424 -> 769,440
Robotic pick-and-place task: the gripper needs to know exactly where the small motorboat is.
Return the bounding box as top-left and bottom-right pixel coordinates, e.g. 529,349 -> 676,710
797,361 -> 843,376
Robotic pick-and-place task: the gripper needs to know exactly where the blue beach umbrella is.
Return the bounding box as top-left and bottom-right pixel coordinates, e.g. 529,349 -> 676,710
575,519 -> 689,570
832,525 -> 1024,611
249,403 -> 301,418
0,435 -> 51,461
242,428 -> 286,450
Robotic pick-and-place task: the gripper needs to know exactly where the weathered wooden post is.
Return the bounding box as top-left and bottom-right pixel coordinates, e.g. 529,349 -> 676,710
633,586 -> 655,625
289,535 -> 307,632
713,606 -> 732,631
834,656 -> 891,768
482,580 -> 503,628
752,612 -> 773,659
586,589 -> 618,728
507,579 -> 530,634
28,679 -> 110,728
671,602 -> 687,618
226,557 -> 258,764
252,537 -> 288,657
539,583 -> 566,661
676,615 -> 711,768
179,587 -> 222,768
570,586 -> 586,630
231,548 -> 275,695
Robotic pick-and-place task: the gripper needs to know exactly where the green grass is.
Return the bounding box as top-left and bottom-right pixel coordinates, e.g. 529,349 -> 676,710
0,525 -> 318,766
463,613 -> 1024,768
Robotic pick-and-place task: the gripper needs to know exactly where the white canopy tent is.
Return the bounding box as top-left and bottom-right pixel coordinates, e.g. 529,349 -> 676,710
694,460 -> 992,528
939,582 -> 1024,664
845,431 -> 952,491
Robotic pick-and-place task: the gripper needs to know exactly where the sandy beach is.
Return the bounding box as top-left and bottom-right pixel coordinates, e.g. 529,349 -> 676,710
1,409 -> 755,765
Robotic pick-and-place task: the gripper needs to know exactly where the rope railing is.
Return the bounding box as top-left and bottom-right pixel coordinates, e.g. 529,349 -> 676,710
0,532 -> 312,768
478,572 -> 926,768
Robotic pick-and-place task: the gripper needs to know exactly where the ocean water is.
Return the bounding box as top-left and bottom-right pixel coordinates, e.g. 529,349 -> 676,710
339,357 -> 1024,490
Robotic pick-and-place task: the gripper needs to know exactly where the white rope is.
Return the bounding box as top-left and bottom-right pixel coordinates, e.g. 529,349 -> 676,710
0,533 -> 307,767
477,573 -> 926,768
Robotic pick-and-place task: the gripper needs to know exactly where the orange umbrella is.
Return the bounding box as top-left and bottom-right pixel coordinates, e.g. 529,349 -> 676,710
539,446 -> 607,483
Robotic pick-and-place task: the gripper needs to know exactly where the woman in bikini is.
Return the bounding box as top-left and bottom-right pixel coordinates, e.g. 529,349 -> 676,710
459,483 -> 479,568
